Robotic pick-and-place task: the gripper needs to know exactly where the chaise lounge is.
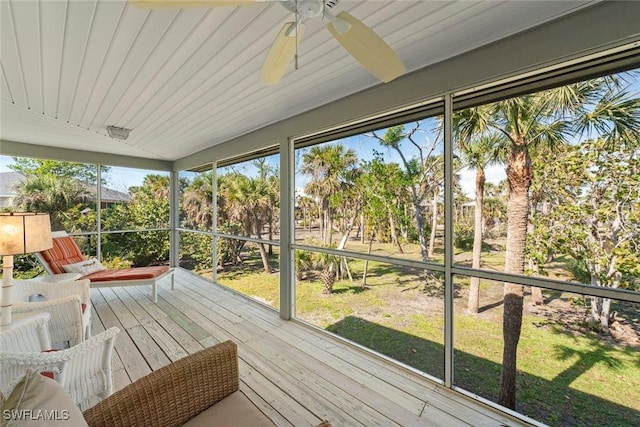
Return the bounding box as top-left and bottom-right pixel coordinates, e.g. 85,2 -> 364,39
36,231 -> 174,303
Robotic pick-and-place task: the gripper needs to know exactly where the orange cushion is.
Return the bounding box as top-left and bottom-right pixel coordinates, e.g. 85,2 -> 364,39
39,236 -> 84,274
81,266 -> 169,283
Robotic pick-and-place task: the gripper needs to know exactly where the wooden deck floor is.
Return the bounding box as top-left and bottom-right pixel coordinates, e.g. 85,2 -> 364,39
90,268 -> 527,427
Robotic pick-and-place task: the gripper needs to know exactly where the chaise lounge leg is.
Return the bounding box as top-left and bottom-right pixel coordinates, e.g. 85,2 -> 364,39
170,271 -> 175,290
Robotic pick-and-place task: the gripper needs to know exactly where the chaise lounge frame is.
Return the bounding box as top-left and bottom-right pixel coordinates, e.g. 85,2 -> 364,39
35,231 -> 174,303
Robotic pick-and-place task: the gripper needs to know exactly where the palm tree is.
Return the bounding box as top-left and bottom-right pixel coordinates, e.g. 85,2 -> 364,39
13,174 -> 91,230
455,75 -> 640,409
300,144 -> 357,245
453,132 -> 507,313
225,174 -> 274,274
252,158 -> 279,255
182,172 -> 213,230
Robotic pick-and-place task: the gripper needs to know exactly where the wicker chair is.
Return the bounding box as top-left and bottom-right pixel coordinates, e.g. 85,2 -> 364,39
0,326 -> 120,411
12,278 -> 91,345
83,340 -> 332,427
0,312 -> 51,353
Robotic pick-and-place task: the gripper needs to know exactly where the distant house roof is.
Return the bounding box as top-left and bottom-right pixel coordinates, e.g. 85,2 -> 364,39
99,186 -> 130,203
0,171 -> 26,197
0,171 -> 130,204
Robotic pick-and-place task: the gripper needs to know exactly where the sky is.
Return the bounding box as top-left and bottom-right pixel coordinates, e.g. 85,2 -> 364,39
1,125 -> 504,198
0,156 -> 168,192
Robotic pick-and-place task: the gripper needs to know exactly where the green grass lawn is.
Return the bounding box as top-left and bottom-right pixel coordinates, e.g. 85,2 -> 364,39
210,246 -> 639,426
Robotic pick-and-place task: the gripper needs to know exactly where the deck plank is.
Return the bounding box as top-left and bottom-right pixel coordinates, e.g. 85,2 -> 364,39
92,295 -> 151,383
184,281 -> 429,425
89,269 -> 527,426
240,360 -> 317,427
186,278 -> 429,417
113,287 -> 189,362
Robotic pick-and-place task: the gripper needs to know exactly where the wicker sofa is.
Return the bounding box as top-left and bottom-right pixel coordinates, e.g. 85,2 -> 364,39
83,340 -> 331,427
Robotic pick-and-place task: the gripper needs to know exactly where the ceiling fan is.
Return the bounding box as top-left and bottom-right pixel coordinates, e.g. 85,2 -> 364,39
131,0 -> 406,85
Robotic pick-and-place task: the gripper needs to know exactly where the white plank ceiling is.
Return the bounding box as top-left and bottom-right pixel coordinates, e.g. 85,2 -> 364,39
1,0 -> 596,161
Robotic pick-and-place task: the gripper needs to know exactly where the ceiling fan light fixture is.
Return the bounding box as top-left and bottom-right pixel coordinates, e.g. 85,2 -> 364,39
107,126 -> 132,140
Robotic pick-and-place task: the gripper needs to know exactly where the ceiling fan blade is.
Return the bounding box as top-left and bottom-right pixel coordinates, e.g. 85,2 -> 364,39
260,22 -> 305,85
327,11 -> 405,83
131,0 -> 259,8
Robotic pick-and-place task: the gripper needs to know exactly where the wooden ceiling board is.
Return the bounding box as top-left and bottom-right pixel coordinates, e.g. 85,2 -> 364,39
130,5 -> 284,146
10,0 -> 41,112
0,63 -> 12,103
56,1 -> 98,124
1,1 -> 25,106
39,0 -> 69,118
77,4 -> 150,130
103,8 -> 205,127
135,10 -> 316,149
121,7 -> 245,132
88,8 -> 179,130
65,1 -> 126,126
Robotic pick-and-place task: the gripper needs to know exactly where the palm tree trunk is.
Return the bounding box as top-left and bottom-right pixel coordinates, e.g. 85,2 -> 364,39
254,223 -> 273,274
499,143 -> 532,410
468,168 -> 485,314
257,242 -> 273,274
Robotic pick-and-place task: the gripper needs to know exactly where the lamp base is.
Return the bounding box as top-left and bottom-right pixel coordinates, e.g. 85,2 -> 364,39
1,255 -> 14,326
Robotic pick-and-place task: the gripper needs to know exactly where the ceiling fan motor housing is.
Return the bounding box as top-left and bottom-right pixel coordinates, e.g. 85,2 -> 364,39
281,0 -> 340,18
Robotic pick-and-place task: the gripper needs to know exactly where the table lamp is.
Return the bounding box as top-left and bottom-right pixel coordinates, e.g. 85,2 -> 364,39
0,212 -> 52,326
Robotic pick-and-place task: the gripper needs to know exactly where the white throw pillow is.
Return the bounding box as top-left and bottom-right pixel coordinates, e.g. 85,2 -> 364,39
0,369 -> 88,426
62,258 -> 106,276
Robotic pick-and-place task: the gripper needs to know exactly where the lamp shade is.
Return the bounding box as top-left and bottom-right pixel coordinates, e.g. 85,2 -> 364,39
0,212 -> 53,255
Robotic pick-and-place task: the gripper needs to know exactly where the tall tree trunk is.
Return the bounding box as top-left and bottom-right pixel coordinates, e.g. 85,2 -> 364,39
257,242 -> 272,274
530,284 -> 544,305
360,212 -> 366,244
527,258 -> 544,305
362,230 -> 375,287
268,214 -> 273,255
327,210 -> 334,245
468,168 -> 485,314
499,143 -> 532,410
318,204 -> 324,240
254,223 -> 272,274
529,200 -> 548,305
322,205 -> 330,245
428,187 -> 439,258
388,210 -> 404,254
412,199 -> 429,263
589,263 -> 620,332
